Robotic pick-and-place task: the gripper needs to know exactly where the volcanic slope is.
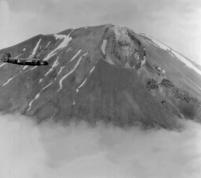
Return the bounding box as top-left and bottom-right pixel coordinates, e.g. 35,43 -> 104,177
0,24 -> 200,128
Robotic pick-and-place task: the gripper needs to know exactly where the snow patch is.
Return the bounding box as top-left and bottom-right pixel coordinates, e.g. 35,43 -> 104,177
168,50 -> 175,57
75,64 -> 94,93
44,57 -> 59,77
57,66 -> 65,76
42,82 -> 53,91
30,66 -> 38,71
39,79 -> 43,83
101,39 -> 107,55
43,33 -> 72,61
27,93 -> 40,111
53,33 -> 72,50
151,38 -> 169,51
143,34 -> 170,51
57,54 -> 86,92
171,51 -> 201,76
72,100 -> 76,105
147,35 -> 201,76
0,63 -> 6,68
105,57 -> 115,65
69,50 -> 82,62
46,41 -> 51,48
40,57 -> 60,84
54,34 -> 65,40
23,66 -> 29,70
31,39 -> 41,57
76,78 -> 88,93
2,77 -> 14,87
89,66 -> 95,74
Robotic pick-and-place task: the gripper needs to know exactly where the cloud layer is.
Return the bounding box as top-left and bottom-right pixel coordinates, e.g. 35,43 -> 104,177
0,113 -> 201,178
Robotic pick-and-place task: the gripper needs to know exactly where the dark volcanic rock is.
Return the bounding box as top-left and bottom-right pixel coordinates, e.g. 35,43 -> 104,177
0,24 -> 200,128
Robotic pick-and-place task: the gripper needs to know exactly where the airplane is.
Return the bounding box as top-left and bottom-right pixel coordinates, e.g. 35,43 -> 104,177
0,52 -> 48,66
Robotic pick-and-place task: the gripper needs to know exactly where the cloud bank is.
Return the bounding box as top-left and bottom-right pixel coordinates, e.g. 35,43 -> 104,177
0,113 -> 201,178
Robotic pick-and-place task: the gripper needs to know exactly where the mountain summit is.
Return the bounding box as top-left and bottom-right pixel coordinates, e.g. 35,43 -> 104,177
0,24 -> 200,128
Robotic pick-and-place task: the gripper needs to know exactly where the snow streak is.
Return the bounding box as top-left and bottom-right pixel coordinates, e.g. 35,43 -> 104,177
31,39 -> 41,57
57,55 -> 86,92
149,36 -> 201,76
2,77 -> 14,87
42,82 -> 53,91
45,57 -> 59,77
89,66 -> 95,74
43,33 -> 72,61
27,93 -> 40,111
171,51 -> 201,76
76,78 -> 88,93
101,39 -> 107,55
69,50 -> 82,62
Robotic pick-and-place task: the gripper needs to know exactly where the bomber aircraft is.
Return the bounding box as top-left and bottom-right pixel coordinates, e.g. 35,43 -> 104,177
0,53 -> 48,66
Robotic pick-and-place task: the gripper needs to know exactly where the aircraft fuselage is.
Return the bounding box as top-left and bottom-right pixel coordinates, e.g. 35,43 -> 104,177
1,58 -> 48,66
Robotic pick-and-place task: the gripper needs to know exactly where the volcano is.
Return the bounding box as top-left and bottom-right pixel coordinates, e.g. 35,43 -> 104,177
0,24 -> 200,128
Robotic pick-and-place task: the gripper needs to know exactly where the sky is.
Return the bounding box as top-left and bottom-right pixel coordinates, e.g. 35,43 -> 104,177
0,0 -> 201,64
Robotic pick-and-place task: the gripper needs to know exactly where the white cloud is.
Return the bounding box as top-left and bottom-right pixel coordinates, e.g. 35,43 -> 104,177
0,113 -> 201,178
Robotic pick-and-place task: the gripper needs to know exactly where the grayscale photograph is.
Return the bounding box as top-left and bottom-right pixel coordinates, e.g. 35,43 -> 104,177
0,0 -> 201,177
